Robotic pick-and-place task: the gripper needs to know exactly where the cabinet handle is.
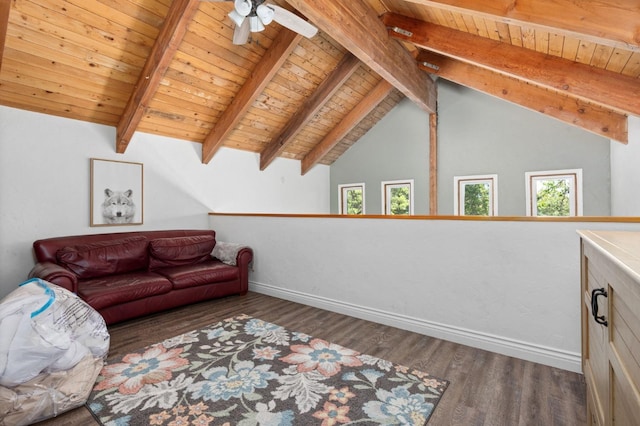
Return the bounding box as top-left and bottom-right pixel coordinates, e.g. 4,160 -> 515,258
591,288 -> 608,327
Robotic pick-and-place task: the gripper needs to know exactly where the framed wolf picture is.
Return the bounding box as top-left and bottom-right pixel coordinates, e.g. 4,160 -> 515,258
90,158 -> 143,226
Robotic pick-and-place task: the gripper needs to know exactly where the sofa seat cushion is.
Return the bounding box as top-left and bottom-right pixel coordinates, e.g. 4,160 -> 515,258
77,272 -> 172,310
155,261 -> 239,290
56,236 -> 148,279
149,235 -> 216,270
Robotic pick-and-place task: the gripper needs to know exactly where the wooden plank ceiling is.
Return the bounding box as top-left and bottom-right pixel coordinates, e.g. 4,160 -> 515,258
1,0 -> 639,174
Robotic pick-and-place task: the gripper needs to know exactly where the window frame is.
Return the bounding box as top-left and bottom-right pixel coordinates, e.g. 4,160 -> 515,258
381,179 -> 414,215
453,174 -> 498,216
338,183 -> 365,215
525,169 -> 583,217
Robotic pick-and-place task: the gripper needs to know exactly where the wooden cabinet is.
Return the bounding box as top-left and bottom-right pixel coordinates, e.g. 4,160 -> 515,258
579,231 -> 640,426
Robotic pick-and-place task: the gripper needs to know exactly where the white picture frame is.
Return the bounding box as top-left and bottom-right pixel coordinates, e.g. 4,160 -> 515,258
90,158 -> 143,226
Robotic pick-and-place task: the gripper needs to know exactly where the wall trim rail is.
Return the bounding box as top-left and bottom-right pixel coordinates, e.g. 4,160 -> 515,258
210,212 -> 640,223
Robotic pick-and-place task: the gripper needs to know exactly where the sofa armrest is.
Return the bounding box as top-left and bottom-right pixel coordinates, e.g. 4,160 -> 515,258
235,247 -> 253,295
28,262 -> 78,293
211,242 -> 253,295
235,247 -> 253,268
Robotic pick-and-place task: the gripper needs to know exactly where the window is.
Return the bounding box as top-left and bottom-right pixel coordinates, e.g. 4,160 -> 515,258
381,180 -> 414,215
454,174 -> 498,216
525,169 -> 583,216
338,183 -> 365,215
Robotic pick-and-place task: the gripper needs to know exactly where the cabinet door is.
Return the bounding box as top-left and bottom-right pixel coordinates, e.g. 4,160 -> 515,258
582,246 -> 609,425
610,358 -> 640,425
586,389 -> 603,426
609,279 -> 640,425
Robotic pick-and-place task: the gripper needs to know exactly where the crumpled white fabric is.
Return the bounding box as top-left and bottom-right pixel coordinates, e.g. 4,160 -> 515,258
0,353 -> 103,426
0,278 -> 109,388
211,241 -> 249,266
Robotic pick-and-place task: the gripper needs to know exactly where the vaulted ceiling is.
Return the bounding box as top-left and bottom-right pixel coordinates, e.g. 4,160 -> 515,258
1,0 -> 639,174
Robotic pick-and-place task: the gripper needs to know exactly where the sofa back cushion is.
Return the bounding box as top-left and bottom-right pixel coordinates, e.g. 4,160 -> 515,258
56,236 -> 149,279
34,230 -> 215,263
148,235 -> 216,270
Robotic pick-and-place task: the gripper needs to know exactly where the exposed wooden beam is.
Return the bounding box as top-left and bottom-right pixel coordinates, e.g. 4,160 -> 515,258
0,0 -> 12,72
383,13 -> 640,117
202,30 -> 303,164
301,79 -> 393,175
284,0 -> 436,113
429,113 -> 438,215
417,51 -> 628,143
402,0 -> 640,51
116,0 -> 200,153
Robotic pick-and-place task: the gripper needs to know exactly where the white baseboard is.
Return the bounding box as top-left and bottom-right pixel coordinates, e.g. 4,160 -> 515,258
249,281 -> 582,373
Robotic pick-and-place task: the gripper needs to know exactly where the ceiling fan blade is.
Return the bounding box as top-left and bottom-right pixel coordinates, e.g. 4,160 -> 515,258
233,18 -> 251,45
269,4 -> 318,39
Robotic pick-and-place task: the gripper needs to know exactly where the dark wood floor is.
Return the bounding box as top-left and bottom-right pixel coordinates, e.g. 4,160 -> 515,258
36,292 -> 586,425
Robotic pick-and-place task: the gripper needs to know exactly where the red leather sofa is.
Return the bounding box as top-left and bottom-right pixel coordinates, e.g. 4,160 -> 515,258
28,230 -> 252,325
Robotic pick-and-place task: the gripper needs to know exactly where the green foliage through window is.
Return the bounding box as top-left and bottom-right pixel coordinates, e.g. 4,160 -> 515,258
346,189 -> 363,215
463,183 -> 490,216
390,186 -> 410,215
536,179 -> 570,216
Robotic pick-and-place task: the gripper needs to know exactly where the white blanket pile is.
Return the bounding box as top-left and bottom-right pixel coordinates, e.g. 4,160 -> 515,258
211,241 -> 249,266
0,279 -> 110,425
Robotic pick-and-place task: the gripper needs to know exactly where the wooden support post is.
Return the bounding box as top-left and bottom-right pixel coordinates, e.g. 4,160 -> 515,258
429,112 -> 438,215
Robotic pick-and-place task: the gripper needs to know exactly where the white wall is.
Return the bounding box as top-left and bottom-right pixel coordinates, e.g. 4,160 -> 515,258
611,115 -> 640,215
210,214 -> 640,372
0,106 -> 329,298
438,81 -> 610,216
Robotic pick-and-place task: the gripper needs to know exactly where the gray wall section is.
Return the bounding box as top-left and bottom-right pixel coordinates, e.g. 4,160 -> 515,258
330,98 -> 431,214
437,80 -> 610,216
330,79 -> 611,216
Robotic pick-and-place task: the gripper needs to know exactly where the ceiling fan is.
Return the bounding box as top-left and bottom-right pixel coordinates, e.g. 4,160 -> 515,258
208,0 -> 318,45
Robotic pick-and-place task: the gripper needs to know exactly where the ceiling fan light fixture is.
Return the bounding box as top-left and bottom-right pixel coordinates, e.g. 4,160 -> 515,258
256,4 -> 274,26
225,0 -> 318,44
249,15 -> 265,32
228,10 -> 246,26
233,0 -> 252,16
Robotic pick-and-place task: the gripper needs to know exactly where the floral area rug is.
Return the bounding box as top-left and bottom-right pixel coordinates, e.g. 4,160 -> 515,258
87,314 -> 448,425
